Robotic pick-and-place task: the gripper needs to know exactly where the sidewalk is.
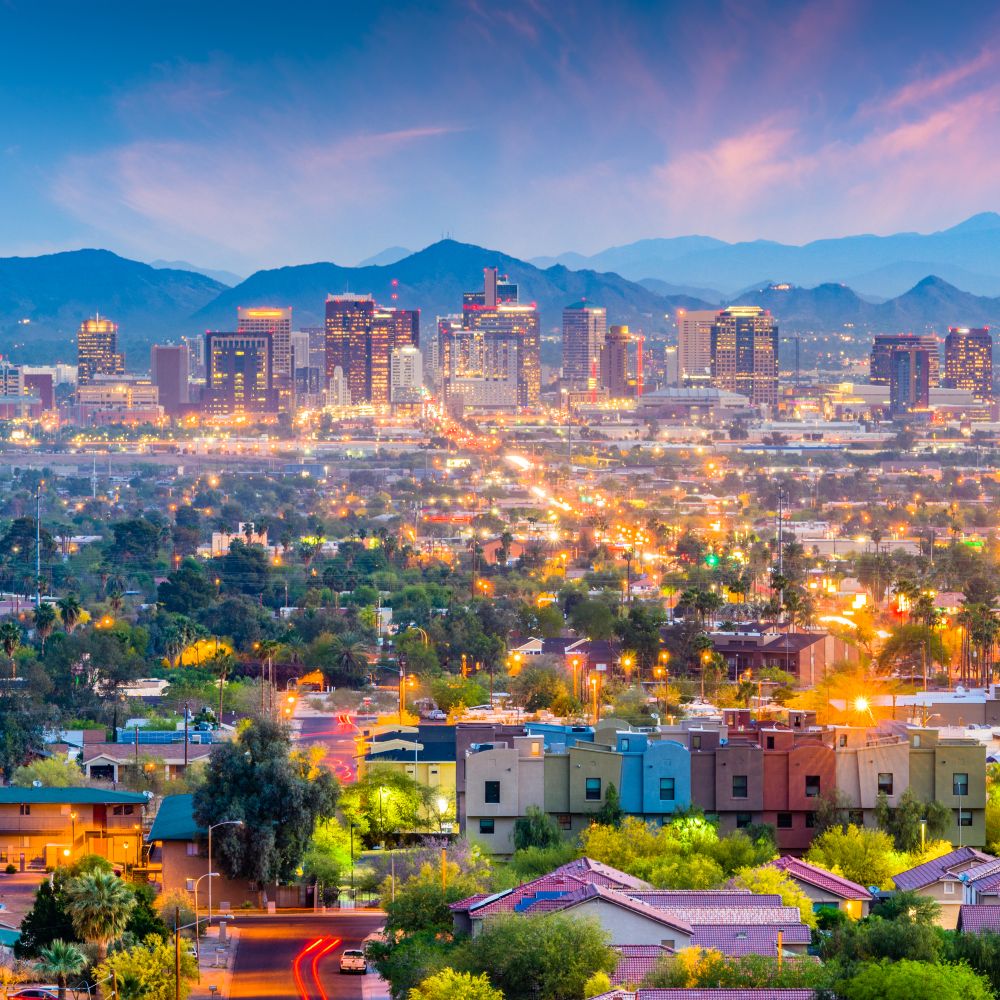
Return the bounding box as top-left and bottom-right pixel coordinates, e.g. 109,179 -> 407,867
362,970 -> 391,1000
189,923 -> 240,999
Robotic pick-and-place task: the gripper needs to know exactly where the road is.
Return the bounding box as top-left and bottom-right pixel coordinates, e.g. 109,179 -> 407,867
231,912 -> 386,1000
294,711 -> 360,783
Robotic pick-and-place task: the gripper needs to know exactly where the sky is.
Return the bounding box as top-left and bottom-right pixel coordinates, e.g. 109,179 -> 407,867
3,0 -> 1000,274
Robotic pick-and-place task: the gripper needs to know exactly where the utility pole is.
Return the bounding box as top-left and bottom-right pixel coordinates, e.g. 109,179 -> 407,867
35,485 -> 41,608
776,488 -> 785,620
174,905 -> 181,1000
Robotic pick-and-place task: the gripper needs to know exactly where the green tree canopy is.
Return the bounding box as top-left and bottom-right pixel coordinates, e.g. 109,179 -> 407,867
409,969 -> 503,1000
842,959 -> 993,1000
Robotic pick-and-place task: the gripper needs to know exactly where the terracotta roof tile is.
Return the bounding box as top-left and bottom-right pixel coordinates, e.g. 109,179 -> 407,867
770,856 -> 872,900
892,847 -> 995,891
959,905 -> 1000,933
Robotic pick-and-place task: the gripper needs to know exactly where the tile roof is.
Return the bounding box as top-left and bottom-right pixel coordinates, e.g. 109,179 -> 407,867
0,787 -> 148,806
540,883 -> 693,934
690,924 -> 812,955
553,857 -> 653,890
892,847 -> 996,891
962,858 -> 1000,893
959,905 -> 1000,933
612,945 -> 673,986
82,744 -> 213,763
640,905 -> 804,926
770,856 -> 873,900
587,992 -> 817,1000
630,891 -> 778,908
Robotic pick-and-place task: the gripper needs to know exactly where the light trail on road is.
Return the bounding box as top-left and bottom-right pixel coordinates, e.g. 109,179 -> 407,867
311,936 -> 341,1000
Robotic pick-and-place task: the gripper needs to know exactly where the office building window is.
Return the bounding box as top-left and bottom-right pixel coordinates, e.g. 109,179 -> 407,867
484,780 -> 500,804
586,777 -> 602,801
776,813 -> 793,829
732,775 -> 748,799
660,777 -> 676,801
479,819 -> 495,835
959,809 -> 973,827
954,773 -> 969,796
878,773 -> 894,796
736,812 -> 752,829
805,775 -> 821,798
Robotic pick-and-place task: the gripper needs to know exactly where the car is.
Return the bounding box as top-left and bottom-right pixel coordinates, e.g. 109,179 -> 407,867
339,948 -> 368,974
426,709 -> 447,720
10,989 -> 59,999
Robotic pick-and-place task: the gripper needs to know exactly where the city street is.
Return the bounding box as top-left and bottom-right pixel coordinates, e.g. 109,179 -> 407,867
293,708 -> 360,782
230,912 -> 385,1000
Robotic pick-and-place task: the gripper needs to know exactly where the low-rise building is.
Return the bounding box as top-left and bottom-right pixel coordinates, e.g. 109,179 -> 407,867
769,855 -> 872,919
892,846 -> 995,928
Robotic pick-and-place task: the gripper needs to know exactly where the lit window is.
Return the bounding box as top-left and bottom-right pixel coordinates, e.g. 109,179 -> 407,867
660,777 -> 675,801
585,777 -> 602,801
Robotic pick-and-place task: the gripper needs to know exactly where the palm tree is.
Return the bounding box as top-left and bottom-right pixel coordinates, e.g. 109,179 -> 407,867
57,594 -> 83,634
36,939 -> 86,1000
332,638 -> 369,683
0,621 -> 22,679
64,871 -> 135,997
105,575 -> 126,615
33,602 -> 57,653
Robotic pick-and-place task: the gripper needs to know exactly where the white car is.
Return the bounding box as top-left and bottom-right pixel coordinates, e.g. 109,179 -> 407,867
339,949 -> 368,974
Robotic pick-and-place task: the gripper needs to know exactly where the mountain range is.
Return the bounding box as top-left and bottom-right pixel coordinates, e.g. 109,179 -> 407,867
532,213 -> 1000,299
3,232 -> 1000,366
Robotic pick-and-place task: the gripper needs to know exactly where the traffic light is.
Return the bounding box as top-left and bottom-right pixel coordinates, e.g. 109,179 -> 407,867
705,552 -> 719,568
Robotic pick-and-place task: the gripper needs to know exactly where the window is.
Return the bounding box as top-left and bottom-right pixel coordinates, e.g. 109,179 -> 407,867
944,881 -> 955,894
805,813 -> 816,828
691,735 -> 702,750
766,736 -> 775,750
484,780 -> 500,804
805,775 -> 821,798
954,773 -> 969,796
732,775 -> 748,799
186,842 -> 200,856
531,742 -> 541,757
959,809 -> 974,827
478,818 -> 495,835
912,734 -> 921,748
660,777 -> 676,801
18,804 -> 29,816
557,814 -> 572,830
877,773 -> 894,796
622,738 -> 630,751
112,804 -> 134,816
736,812 -> 752,829
776,813 -> 793,829
839,734 -> 847,747
586,777 -> 602,801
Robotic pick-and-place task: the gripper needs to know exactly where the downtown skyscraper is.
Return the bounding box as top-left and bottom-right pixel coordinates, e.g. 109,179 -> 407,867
709,306 -> 779,407
324,294 -> 419,406
562,302 -> 606,391
944,327 -> 993,401
77,315 -> 125,385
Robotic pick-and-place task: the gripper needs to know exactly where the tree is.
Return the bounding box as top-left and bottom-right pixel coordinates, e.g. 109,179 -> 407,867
410,969 -> 503,1000
172,506 -> 202,556
16,878 -> 77,958
874,787 -> 952,851
340,767 -> 434,845
194,717 -> 339,885
107,518 -> 164,568
384,862 -> 490,937
806,824 -> 904,889
158,559 -> 216,615
644,949 -> 826,990
33,603 -> 57,653
510,663 -> 568,711
11,757 -> 84,788
513,806 -> 562,852
0,621 -> 22,675
842,959 -> 993,1000
0,692 -> 45,780
218,539 -> 271,596
732,865 -> 817,928
36,939 -> 86,1000
56,594 -> 83,634
568,600 -> 616,640
64,870 -> 136,989
455,912 -> 617,1000
97,934 -> 198,1000
594,783 -> 625,827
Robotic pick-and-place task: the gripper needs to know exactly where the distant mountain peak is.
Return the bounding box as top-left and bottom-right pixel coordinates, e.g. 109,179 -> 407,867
943,212 -> 1000,234
356,246 -> 413,268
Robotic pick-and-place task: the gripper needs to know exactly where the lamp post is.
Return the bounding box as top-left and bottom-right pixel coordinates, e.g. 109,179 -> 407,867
207,820 -> 243,922
188,871 -> 219,965
70,811 -> 77,857
436,795 -> 448,833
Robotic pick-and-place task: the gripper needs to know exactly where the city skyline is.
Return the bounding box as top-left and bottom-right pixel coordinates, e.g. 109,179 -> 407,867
3,1 -> 1000,271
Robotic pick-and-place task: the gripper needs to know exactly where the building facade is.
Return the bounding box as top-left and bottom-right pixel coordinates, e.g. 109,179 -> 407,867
150,344 -> 189,416
562,302 -> 607,391
944,327 -> 993,401
237,307 -> 292,383
601,325 -> 631,398
889,345 -> 931,417
77,315 -> 124,385
710,307 -> 779,407
204,331 -> 277,416
870,334 -> 940,387
677,309 -> 717,386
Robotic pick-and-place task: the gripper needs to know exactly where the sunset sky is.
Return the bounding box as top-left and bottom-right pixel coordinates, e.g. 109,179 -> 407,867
3,0 -> 999,272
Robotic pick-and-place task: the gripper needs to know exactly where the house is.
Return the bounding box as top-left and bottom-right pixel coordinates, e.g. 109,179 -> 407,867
82,742 -> 213,785
0,787 -> 148,869
145,794 -> 259,910
961,857 -> 1000,904
892,846 -> 996,928
957,905 -> 1000,933
769,856 -> 873,918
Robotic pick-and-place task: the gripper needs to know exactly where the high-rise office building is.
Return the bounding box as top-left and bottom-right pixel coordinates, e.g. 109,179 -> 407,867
944,327 -> 993,400
324,294 -> 419,406
461,268 -> 540,407
561,303 -> 606,390
203,331 -> 276,416
150,345 -> 189,416
677,309 -> 717,386
390,345 -> 423,405
439,319 -> 520,411
710,306 -> 779,407
77,315 -> 124,385
182,335 -> 206,381
889,346 -> 931,417
237,307 -> 292,380
870,334 -> 939,386
600,325 -> 631,398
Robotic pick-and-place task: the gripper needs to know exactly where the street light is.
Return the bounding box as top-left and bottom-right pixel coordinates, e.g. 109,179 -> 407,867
436,795 -> 448,832
187,871 -> 219,964
207,820 -> 243,922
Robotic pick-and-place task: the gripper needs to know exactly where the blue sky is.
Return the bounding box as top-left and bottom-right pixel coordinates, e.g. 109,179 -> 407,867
3,0 -> 1000,273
